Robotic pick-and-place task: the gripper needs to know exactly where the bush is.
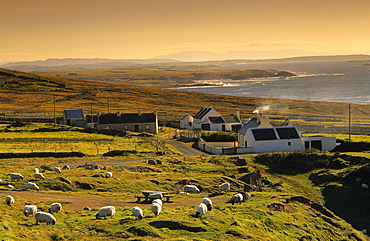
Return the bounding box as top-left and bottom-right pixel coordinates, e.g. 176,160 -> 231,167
254,150 -> 330,174
201,132 -> 237,142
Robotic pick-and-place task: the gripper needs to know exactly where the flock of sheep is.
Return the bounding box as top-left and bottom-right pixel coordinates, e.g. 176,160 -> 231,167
3,174 -> 250,226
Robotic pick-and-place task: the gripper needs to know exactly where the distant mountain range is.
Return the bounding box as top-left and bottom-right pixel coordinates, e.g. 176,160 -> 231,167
1,53 -> 369,72
153,49 -> 322,61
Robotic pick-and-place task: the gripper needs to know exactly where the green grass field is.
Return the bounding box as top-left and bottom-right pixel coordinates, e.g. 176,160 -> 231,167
0,123 -> 369,240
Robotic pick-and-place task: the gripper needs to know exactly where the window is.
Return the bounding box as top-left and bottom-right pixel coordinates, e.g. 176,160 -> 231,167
288,142 -> 291,146
145,124 -> 150,130
124,125 -> 128,131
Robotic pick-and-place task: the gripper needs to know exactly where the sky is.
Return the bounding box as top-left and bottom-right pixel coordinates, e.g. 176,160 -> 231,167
1,0 -> 370,63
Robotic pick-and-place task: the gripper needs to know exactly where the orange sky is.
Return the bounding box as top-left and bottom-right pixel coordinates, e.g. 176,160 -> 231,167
1,0 -> 370,63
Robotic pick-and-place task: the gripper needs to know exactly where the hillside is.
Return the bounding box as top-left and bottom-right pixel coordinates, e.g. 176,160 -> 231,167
0,123 -> 369,240
0,68 -> 369,134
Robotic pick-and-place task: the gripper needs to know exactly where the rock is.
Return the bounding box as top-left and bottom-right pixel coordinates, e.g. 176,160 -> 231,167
148,159 -> 157,165
75,181 -> 96,190
234,159 -> 247,166
150,180 -> 161,185
58,177 -> 72,184
83,207 -> 91,210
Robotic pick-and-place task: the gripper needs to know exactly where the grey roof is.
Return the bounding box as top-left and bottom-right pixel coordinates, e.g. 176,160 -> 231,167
238,118 -> 260,134
275,127 -> 300,139
209,116 -> 225,124
252,128 -> 278,141
223,115 -> 241,123
99,112 -> 157,124
193,106 -> 212,119
249,126 -> 301,141
64,109 -> 84,118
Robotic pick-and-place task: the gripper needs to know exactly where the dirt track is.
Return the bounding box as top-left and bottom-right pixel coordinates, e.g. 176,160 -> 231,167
0,190 -> 229,211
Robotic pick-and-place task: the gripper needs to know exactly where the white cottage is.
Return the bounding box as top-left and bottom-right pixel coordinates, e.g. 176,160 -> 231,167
238,112 -> 336,152
180,105 -> 241,132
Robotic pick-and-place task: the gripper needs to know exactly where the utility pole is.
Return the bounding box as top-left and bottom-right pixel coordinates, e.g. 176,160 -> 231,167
348,104 -> 351,142
90,102 -> 93,128
53,93 -> 56,124
107,96 -> 110,113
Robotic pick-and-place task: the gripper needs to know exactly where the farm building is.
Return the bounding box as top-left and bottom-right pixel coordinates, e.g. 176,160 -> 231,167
180,105 -> 241,132
237,111 -> 336,152
58,109 -> 85,127
198,111 -> 336,154
96,111 -> 158,134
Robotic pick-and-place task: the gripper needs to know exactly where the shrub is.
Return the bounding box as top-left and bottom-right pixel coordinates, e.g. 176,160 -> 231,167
254,150 -> 330,174
201,132 -> 237,142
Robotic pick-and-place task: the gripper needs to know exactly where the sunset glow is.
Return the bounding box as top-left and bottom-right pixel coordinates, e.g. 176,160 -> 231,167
1,0 -> 370,63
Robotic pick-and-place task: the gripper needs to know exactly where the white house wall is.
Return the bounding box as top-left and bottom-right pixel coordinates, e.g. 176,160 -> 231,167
252,139 -> 304,153
303,137 -> 337,151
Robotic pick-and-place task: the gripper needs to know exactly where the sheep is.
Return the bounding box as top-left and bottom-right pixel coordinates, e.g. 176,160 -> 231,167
132,206 -> 143,220
151,203 -> 162,217
34,173 -> 45,180
5,195 -> 14,206
362,183 -> 368,189
48,203 -> 62,214
27,182 -> 39,191
184,185 -> 200,194
23,205 -> 38,216
96,206 -> 116,219
152,199 -> 163,207
35,212 -> 56,225
241,192 -> 252,201
202,197 -> 213,211
195,203 -> 207,218
179,192 -> 190,195
230,193 -> 243,205
0,179 -> 2,182
6,184 -> 14,189
218,182 -> 230,193
62,165 -> 70,170
9,173 -> 24,181
54,166 -> 62,173
34,168 -> 39,173
105,172 -> 113,178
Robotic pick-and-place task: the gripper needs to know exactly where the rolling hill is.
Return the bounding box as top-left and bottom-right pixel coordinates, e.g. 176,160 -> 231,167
0,67 -> 369,134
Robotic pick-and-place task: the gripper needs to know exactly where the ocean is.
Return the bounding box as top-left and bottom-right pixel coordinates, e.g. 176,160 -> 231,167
172,60 -> 370,105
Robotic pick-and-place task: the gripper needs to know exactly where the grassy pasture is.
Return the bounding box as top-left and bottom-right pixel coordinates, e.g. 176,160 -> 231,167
0,124 -> 369,240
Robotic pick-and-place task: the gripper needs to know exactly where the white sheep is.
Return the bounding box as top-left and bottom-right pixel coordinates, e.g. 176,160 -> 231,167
178,192 -> 190,195
202,197 -> 213,211
96,206 -> 116,219
23,205 -> 38,216
152,199 -> 163,207
35,212 -> 56,225
6,184 -> 14,189
105,172 -> 113,178
132,206 -> 143,220
362,183 -> 368,189
195,203 -> 207,218
184,185 -> 200,194
218,182 -> 230,193
34,172 -> 45,180
9,173 -> 24,181
230,193 -> 243,205
5,195 -> 14,206
27,182 -> 39,191
150,203 -> 162,217
34,168 -> 39,173
54,166 -> 62,173
48,203 -> 62,214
